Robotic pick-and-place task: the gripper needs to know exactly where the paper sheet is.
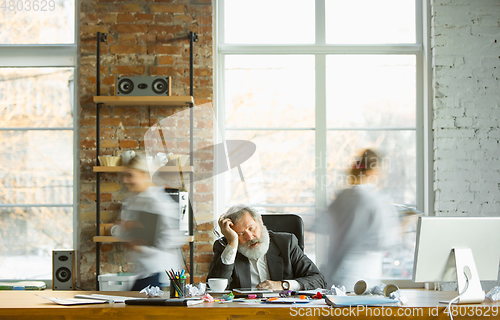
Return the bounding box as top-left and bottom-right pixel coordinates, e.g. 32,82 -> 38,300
37,295 -> 108,306
74,294 -> 138,303
187,300 -> 205,306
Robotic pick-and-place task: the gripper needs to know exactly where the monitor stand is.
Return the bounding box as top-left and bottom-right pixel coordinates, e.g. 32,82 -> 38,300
441,248 -> 485,304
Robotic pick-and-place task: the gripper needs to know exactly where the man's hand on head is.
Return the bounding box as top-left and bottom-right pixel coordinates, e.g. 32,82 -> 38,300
256,280 -> 282,291
218,214 -> 239,249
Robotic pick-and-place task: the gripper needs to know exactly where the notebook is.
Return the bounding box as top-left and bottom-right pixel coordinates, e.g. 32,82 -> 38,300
125,298 -> 203,306
325,295 -> 400,307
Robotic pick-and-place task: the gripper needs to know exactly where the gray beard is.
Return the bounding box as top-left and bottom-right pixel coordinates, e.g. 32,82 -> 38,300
238,224 -> 270,260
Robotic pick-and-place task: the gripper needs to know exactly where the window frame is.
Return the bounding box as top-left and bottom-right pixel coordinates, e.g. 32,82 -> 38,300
0,2 -> 78,284
215,0 -> 432,287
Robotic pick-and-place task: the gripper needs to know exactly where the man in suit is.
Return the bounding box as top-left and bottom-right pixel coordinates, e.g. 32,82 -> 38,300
207,205 -> 327,290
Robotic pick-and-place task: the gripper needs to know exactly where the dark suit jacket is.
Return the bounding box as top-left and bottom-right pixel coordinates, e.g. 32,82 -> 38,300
207,231 -> 327,290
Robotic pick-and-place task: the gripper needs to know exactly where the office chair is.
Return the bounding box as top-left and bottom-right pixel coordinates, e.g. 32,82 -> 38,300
261,213 -> 305,251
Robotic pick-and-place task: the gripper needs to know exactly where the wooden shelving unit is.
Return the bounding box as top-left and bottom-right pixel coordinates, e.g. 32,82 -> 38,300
93,31 -> 198,289
93,96 -> 194,106
93,166 -> 194,173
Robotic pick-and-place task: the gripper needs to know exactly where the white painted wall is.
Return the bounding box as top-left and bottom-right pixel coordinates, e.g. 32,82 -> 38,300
432,0 -> 500,216
431,0 -> 500,291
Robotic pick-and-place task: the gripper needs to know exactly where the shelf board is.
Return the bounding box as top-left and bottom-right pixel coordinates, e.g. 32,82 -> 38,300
93,236 -> 127,243
94,235 -> 195,243
93,95 -> 194,106
93,166 -> 193,173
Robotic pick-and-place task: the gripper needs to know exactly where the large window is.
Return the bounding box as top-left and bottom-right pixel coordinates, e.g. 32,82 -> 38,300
0,0 -> 76,280
217,0 -> 426,280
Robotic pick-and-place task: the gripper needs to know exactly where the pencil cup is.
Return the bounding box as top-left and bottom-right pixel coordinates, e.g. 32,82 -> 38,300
169,278 -> 186,298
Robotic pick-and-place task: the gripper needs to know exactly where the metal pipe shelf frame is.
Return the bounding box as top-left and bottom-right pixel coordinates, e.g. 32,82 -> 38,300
94,31 -> 197,290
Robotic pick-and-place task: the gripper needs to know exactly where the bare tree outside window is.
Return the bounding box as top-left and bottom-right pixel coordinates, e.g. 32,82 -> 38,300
221,0 -> 421,282
0,68 -> 74,279
0,0 -> 74,44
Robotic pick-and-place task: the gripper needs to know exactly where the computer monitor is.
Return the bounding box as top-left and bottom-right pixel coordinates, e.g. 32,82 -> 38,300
412,216 -> 500,304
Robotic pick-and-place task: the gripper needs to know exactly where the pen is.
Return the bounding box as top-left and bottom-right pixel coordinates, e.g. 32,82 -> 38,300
290,291 -> 316,296
165,269 -> 184,297
233,294 -> 261,299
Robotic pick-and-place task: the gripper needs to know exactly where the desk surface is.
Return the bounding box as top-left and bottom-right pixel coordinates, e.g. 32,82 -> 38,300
1,290 -> 499,320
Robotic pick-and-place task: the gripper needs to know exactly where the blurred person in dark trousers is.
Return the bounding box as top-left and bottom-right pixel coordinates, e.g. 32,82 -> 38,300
112,154 -> 187,291
319,149 -> 400,290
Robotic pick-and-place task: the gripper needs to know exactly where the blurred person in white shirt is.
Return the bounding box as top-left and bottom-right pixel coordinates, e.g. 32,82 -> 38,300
112,154 -> 187,291
319,149 -> 400,290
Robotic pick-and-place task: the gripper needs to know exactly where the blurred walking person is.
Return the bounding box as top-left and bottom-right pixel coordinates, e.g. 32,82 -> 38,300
320,149 -> 400,290
112,154 -> 187,290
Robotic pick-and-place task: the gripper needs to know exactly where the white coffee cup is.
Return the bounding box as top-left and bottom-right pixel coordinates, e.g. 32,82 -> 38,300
208,278 -> 228,292
121,150 -> 136,165
155,152 -> 168,166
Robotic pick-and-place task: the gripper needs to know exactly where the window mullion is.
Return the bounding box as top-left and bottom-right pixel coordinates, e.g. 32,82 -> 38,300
0,204 -> 73,208
215,0 -> 227,219
0,46 -> 77,67
217,0 -> 225,45
314,54 -> 327,208
315,0 -> 326,45
315,52 -> 328,268
314,0 -> 328,268
219,44 -> 421,55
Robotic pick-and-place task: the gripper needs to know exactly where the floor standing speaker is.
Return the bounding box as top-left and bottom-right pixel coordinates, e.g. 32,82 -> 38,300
52,249 -> 75,290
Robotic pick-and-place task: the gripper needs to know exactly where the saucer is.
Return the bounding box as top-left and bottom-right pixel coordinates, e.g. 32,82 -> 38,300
207,290 -> 232,294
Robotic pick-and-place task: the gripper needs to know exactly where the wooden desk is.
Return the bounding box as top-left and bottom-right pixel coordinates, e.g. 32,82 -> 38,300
1,290 -> 499,320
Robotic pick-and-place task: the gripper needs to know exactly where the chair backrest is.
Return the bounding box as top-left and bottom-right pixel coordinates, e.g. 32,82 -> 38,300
261,213 -> 304,251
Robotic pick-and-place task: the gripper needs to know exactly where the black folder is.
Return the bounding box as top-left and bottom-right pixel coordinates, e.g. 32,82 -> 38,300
125,298 -> 190,306
123,211 -> 158,247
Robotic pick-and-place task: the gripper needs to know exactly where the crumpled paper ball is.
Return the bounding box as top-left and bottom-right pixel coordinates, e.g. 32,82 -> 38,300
202,293 -> 214,302
185,282 -> 207,297
390,290 -> 408,304
330,284 -> 347,296
486,287 -> 500,301
370,284 -> 386,295
140,285 -> 164,298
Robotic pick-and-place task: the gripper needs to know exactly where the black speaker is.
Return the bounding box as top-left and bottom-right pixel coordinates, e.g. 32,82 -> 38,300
52,249 -> 75,290
116,76 -> 172,96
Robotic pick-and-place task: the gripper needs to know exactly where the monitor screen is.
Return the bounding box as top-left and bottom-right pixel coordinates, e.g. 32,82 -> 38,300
413,216 -> 500,303
413,216 -> 500,283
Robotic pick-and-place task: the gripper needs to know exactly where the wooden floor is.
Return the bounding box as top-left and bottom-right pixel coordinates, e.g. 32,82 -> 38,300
1,289 -> 499,320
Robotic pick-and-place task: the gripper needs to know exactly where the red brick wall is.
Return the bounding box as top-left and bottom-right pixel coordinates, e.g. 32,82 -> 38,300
79,0 -> 214,290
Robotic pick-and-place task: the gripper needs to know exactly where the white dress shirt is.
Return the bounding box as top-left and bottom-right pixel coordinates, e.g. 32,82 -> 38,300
220,244 -> 301,290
